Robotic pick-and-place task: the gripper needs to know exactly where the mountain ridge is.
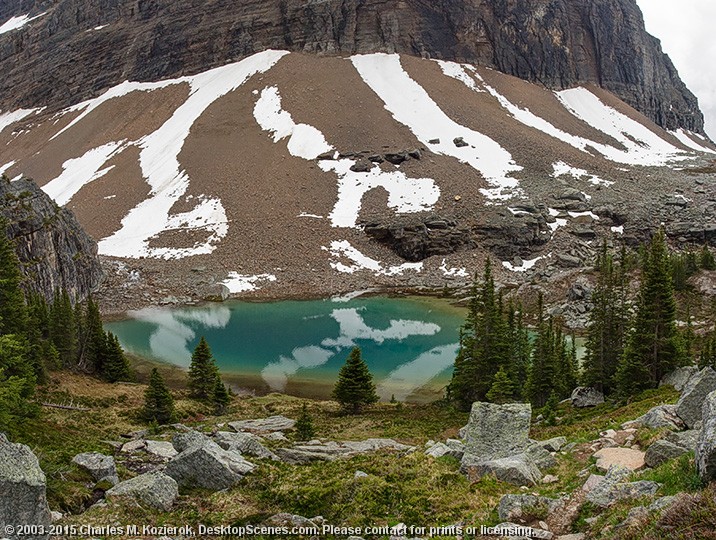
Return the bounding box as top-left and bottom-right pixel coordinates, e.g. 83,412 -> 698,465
0,0 -> 706,134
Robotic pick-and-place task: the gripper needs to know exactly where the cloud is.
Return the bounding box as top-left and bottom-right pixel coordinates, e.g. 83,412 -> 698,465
636,0 -> 716,140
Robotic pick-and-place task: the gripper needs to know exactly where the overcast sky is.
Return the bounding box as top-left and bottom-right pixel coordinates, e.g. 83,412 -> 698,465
636,0 -> 716,140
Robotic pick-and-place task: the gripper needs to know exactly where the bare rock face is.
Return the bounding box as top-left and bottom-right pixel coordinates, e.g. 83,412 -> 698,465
0,0 -> 704,133
0,434 -> 52,540
696,390 -> 716,482
0,177 -> 103,302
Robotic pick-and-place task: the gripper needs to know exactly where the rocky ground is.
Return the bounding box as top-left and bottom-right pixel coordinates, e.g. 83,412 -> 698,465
3,365 -> 716,540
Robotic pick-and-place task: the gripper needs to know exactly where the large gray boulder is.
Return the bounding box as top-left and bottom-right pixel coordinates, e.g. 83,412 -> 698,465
165,435 -> 255,490
696,390 -> 716,482
0,434 -> 52,540
105,471 -> 178,511
622,404 -> 685,431
461,402 -> 532,462
71,452 -> 118,485
535,437 -> 567,452
676,368 -> 716,428
275,438 -> 414,464
660,366 -> 699,392
228,415 -> 295,434
586,465 -> 660,508
525,443 -> 557,471
644,440 -> 689,468
570,387 -> 605,408
497,494 -> 562,522
665,429 -> 701,450
214,432 -> 279,460
464,454 -> 542,486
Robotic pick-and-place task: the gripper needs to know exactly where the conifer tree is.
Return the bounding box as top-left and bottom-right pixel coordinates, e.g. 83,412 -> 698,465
700,334 -> 716,370
0,217 -> 27,335
188,336 -> 219,400
212,378 -> 231,415
486,366 -> 515,404
0,335 -> 38,433
295,402 -> 316,440
616,228 -> 684,396
84,296 -> 107,373
142,368 -> 175,424
49,289 -> 77,368
700,245 -> 716,270
542,391 -> 560,426
102,332 -> 132,382
332,347 -> 379,413
525,295 -> 557,408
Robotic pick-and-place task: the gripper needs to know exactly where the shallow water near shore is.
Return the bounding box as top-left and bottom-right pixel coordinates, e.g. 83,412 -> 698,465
105,295 -> 467,403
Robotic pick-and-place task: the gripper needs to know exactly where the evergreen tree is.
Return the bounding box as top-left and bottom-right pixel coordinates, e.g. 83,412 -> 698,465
332,347 -> 379,413
582,244 -> 627,394
142,368 -> 175,424
102,332 -> 132,382
188,336 -> 219,400
0,217 -> 27,335
0,335 -> 38,433
84,296 -> 107,373
542,391 -> 559,426
700,334 -> 716,370
212,378 -> 231,415
49,289 -> 77,368
700,245 -> 716,270
616,228 -> 683,397
525,295 -> 557,408
486,366 -> 515,404
295,402 -> 316,440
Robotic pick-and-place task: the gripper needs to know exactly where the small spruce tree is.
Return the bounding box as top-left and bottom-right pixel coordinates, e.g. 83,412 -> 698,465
102,332 -> 132,382
188,336 -> 219,400
542,391 -> 560,426
142,368 -> 175,424
332,347 -> 379,414
0,217 -> 28,336
486,366 -> 514,404
212,378 -> 231,415
295,402 -> 316,441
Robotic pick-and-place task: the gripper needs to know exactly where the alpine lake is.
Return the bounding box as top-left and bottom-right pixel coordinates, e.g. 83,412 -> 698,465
105,295 -> 469,403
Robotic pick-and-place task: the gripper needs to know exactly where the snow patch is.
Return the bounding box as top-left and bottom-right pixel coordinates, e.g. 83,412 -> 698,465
670,129 -> 716,154
502,256 -> 544,273
552,161 -> 613,187
0,109 -> 40,134
42,142 -> 124,205
547,208 -> 568,233
568,210 -> 600,220
439,259 -> 468,277
0,12 -> 47,35
97,50 -> 289,259
0,161 -> 16,176
298,212 -> 324,219
323,240 -> 423,276
352,54 -> 522,201
222,273 -> 277,294
611,226 -> 624,234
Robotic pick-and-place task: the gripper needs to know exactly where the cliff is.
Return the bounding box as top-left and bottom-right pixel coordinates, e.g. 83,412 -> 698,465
0,175 -> 103,302
0,0 -> 704,133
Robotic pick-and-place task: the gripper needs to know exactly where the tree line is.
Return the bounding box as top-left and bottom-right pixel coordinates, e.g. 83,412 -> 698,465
449,229 -> 713,414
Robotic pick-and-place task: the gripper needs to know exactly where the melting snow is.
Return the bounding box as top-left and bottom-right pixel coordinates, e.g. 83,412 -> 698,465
97,50 -> 289,259
254,86 -> 333,159
323,240 -> 423,276
0,109 -> 40,134
352,54 -> 522,201
557,88 -> 686,166
298,212 -> 324,219
547,208 -> 568,233
222,273 -> 277,293
568,210 -> 600,220
670,129 -> 716,154
42,142 -> 124,205
552,161 -> 613,187
502,256 -> 544,272
439,259 -> 469,277
253,85 -> 440,228
611,226 -> 624,234
0,161 -> 15,176
0,12 -> 47,35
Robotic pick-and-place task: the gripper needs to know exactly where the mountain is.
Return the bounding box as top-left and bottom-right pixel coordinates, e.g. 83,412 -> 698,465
0,1 -> 714,308
0,0 -> 705,133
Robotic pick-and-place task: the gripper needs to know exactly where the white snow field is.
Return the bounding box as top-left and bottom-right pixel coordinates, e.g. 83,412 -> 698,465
0,12 -> 47,35
222,273 -> 277,294
0,108 -> 41,134
670,129 -> 716,154
323,240 -> 423,276
352,54 -> 522,201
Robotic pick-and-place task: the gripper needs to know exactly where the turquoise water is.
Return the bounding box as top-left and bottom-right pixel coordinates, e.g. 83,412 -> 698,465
105,296 -> 466,403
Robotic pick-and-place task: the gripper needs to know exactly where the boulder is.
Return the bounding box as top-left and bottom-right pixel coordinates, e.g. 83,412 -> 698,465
350,159 -> 374,173
425,442 -> 458,459
536,437 -> 567,452
214,431 -> 279,460
696,390 -> 716,482
121,439 -> 146,453
384,152 -> 409,164
105,471 -> 178,511
525,443 -> 557,471
228,415 -> 296,434
660,366 -> 700,391
264,513 -> 320,530
144,440 -> 178,460
570,387 -> 604,408
461,402 -> 531,463
581,474 -> 605,494
165,437 -> 255,490
274,448 -> 336,465
665,429 -> 700,450
644,440 -> 689,468
172,430 -> 211,452
275,438 -> 413,464
464,454 -> 542,486
497,494 -> 562,522
676,368 -> 716,428
586,465 -> 660,508
71,452 -> 118,485
492,523 -> 553,540
0,434 -> 52,540
622,404 -> 685,430
593,447 -> 645,472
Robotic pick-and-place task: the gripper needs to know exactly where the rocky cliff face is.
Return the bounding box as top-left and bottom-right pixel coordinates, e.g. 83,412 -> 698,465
0,176 -> 103,302
0,0 -> 704,133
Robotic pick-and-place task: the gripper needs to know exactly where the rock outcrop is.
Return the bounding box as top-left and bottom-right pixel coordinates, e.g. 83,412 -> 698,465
696,390 -> 716,482
570,387 -> 605,408
676,368 -> 716,429
275,438 -> 414,465
0,434 -> 52,540
0,177 -> 103,302
71,452 -> 118,485
645,440 -> 689,469
105,471 -> 178,511
660,366 -> 700,392
228,416 -> 295,434
0,0 -> 704,133
586,465 -> 660,508
623,404 -> 685,431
